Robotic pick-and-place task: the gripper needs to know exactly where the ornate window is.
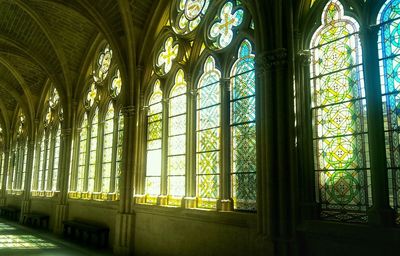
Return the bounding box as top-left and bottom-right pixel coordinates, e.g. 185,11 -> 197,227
378,0 -> 400,224
7,111 -> 27,194
141,0 -> 256,211
0,127 -> 3,189
309,0 -> 369,222
32,86 -> 62,197
70,42 -> 123,201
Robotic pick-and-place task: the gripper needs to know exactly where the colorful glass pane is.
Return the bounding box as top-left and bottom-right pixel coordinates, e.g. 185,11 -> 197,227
88,109 -> 98,192
174,0 -> 210,35
310,0 -> 370,222
209,2 -> 244,49
157,37 -> 179,74
111,69 -> 122,97
96,44 -> 113,81
378,0 -> 400,224
230,40 -> 256,211
146,81 -> 163,200
86,83 -> 97,108
196,56 -> 221,208
102,104 -> 114,193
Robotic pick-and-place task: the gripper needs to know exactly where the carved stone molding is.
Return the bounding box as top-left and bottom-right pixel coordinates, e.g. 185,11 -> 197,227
256,48 -> 288,77
61,128 -> 72,137
121,105 -> 137,117
297,50 -> 312,67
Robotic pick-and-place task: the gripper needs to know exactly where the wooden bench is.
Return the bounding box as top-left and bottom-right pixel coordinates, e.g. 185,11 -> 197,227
21,213 -> 50,229
0,206 -> 21,221
62,219 -> 109,248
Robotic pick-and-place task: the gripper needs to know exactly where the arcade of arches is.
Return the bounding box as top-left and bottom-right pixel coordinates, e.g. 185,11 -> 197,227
0,0 -> 398,255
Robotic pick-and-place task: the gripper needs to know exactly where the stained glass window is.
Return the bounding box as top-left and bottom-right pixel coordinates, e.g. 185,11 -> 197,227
196,56 -> 221,208
86,83 -> 97,109
157,37 -> 179,75
88,108 -> 99,192
230,39 -> 256,211
209,1 -> 244,49
310,0 -> 370,222
378,0 -> 400,224
38,136 -> 46,190
111,69 -> 122,98
52,126 -> 60,191
102,104 -> 114,193
145,80 -> 163,203
116,112 -> 124,193
95,44 -> 113,82
77,115 -> 87,192
167,70 -> 187,204
172,0 -> 210,35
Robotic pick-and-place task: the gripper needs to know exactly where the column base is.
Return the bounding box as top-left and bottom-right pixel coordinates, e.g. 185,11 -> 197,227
54,204 -> 69,234
183,197 -> 197,208
367,206 -> 395,227
218,199 -> 234,211
114,213 -> 135,255
19,200 -> 31,222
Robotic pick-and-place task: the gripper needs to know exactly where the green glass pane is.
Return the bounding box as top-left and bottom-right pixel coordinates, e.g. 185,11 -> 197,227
103,163 -> 111,178
146,149 -> 162,176
197,152 -> 219,175
231,71 -> 255,100
232,172 -> 256,211
148,120 -> 162,140
231,96 -> 256,124
197,174 -> 218,198
232,124 -> 256,173
168,176 -> 185,196
103,147 -> 112,162
149,103 -> 163,116
197,106 -> 220,130
197,128 -> 219,152
102,177 -> 110,193
147,139 -> 161,150
168,155 -> 186,176
146,177 -> 161,195
170,95 -> 187,116
89,150 -> 96,164
169,115 -> 186,136
88,177 -> 95,192
197,83 -> 220,108
168,135 -> 186,155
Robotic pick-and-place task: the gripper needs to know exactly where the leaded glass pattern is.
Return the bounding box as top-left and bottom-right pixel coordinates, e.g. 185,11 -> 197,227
111,69 -> 122,98
230,40 -> 256,211
52,126 -> 61,191
102,104 -> 114,193
209,1 -> 244,49
310,0 -> 370,222
88,109 -> 99,192
173,0 -> 210,35
378,0 -> 400,224
77,115 -> 87,192
95,44 -> 113,82
116,112 -> 124,193
146,80 -> 163,203
196,56 -> 221,208
168,70 -> 187,203
157,37 -> 179,75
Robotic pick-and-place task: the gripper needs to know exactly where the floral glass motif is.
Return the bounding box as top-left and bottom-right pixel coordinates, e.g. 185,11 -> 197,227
111,69 -> 122,98
209,1 -> 244,49
196,56 -> 221,208
17,113 -> 25,137
95,44 -> 113,82
145,80 -> 163,203
86,83 -> 97,108
157,37 -> 179,75
230,39 -> 256,211
173,0 -> 210,35
168,70 -> 187,202
378,0 -> 400,224
310,0 -> 370,223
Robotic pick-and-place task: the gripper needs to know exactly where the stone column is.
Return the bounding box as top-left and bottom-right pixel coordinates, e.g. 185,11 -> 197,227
361,27 -> 395,226
54,128 -> 72,234
114,105 -> 136,254
20,139 -> 35,221
0,147 -> 9,206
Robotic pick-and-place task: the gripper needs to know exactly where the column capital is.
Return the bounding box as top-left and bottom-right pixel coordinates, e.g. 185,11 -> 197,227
297,50 -> 312,67
256,48 -> 288,76
61,128 -> 72,137
121,105 -> 137,117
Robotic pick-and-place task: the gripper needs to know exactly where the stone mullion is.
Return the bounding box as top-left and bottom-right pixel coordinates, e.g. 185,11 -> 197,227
41,136 -> 49,191
0,148 -> 9,205
20,139 -> 36,219
160,98 -> 169,204
220,78 -> 233,211
47,131 -> 56,191
361,26 -> 395,226
295,48 -> 319,221
184,87 -> 196,208
84,122 -> 91,192
96,119 -> 105,193
110,114 -> 119,193
32,139 -> 40,191
136,106 -> 148,196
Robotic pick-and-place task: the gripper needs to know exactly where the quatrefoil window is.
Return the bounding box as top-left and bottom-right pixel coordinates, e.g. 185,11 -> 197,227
157,37 -> 179,75
209,2 -> 244,49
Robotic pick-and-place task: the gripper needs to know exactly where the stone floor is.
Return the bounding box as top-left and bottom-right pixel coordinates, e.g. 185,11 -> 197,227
0,218 -> 113,256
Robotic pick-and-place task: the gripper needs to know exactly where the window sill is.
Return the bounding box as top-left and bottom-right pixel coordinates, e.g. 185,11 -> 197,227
68,191 -> 120,201
31,191 -> 59,198
132,196 -> 257,228
6,190 -> 24,196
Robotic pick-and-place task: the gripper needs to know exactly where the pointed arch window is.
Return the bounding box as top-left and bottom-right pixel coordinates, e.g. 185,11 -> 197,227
309,0 -> 370,222
378,0 -> 400,224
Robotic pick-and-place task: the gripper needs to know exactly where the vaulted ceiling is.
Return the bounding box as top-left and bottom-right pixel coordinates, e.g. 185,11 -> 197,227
0,0 -> 157,137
